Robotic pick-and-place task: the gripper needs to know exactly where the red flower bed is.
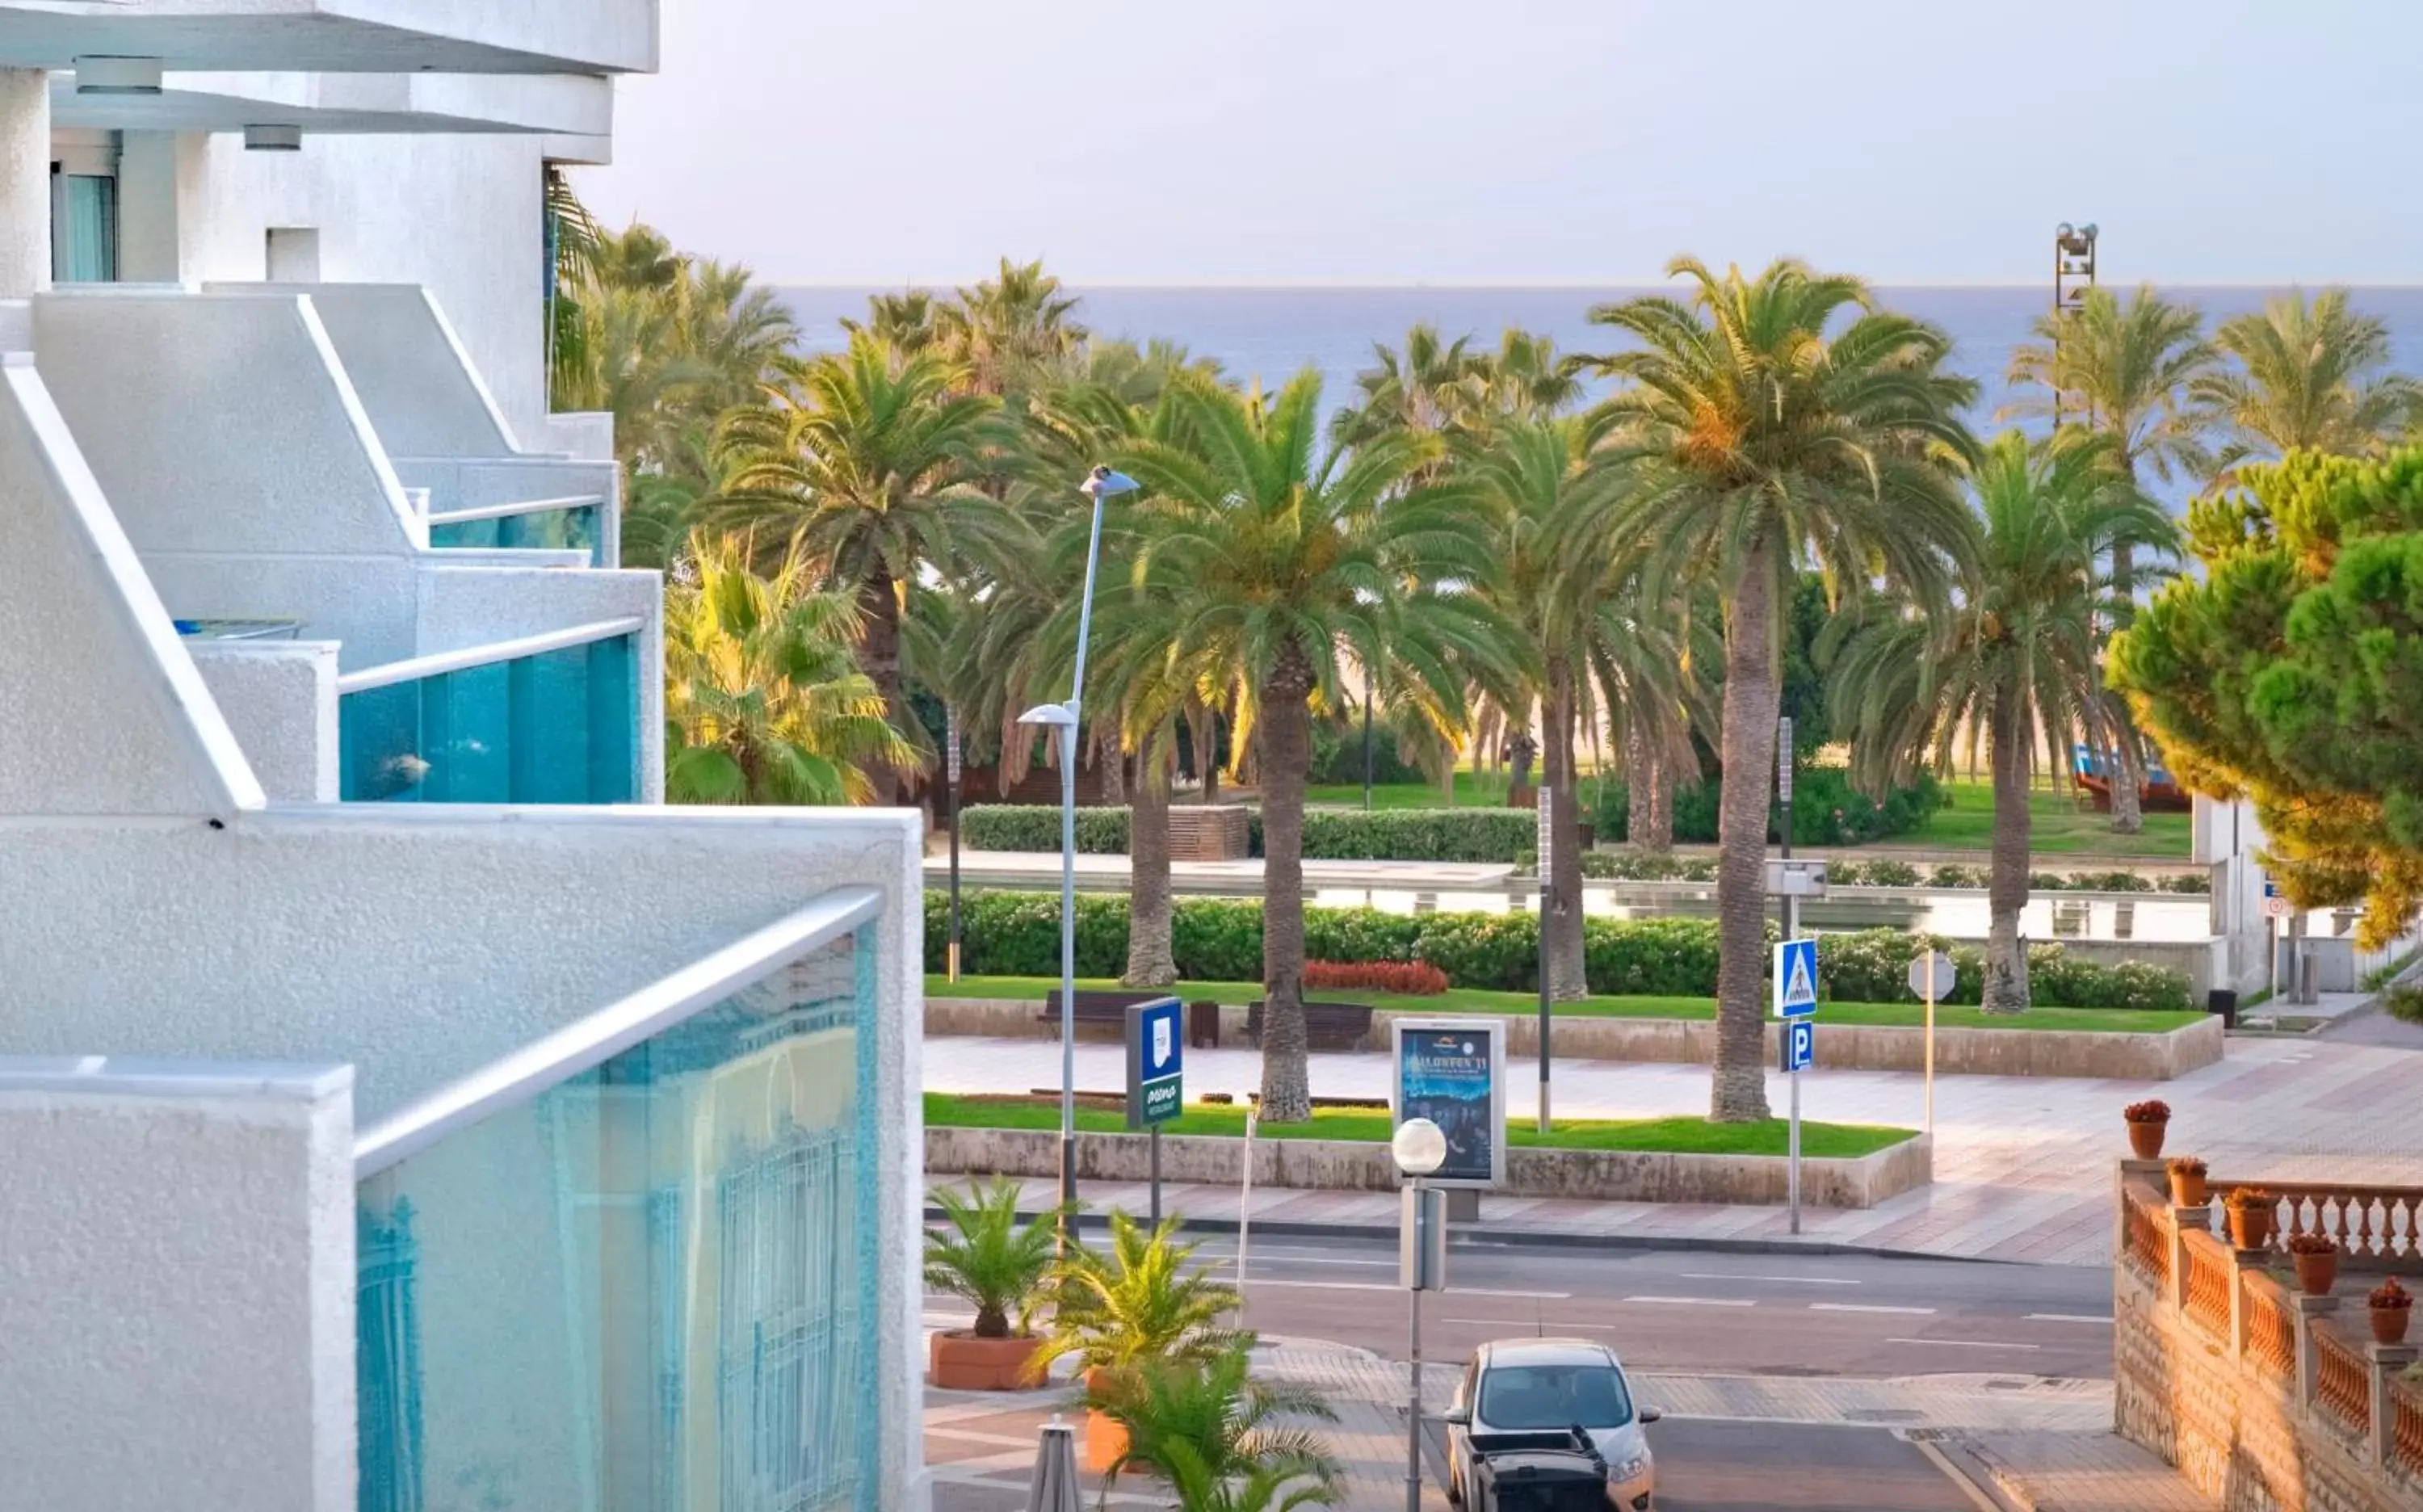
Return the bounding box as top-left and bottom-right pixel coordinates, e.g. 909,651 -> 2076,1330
1305,960 -> 1450,996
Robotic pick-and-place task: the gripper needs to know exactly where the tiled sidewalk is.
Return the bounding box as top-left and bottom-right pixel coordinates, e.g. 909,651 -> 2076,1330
924,1032 -> 2423,1266
1947,1430 -> 2219,1511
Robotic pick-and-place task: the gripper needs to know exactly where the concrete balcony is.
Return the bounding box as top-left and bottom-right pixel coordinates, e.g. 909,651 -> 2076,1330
0,0 -> 657,76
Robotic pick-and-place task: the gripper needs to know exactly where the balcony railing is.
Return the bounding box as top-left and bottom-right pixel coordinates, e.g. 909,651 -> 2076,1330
335,618 -> 640,804
2203,1180 -> 2423,1268
425,496 -> 603,565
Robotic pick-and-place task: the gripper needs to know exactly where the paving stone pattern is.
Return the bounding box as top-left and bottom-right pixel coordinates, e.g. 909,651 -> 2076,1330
1953,1430 -> 2221,1511
924,1033 -> 2423,1266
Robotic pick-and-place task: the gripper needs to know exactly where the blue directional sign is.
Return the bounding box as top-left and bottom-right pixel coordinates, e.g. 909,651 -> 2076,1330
1772,938 -> 1819,1018
2263,876 -> 2280,899
1125,997 -> 1185,1128
1781,1017 -> 1815,1073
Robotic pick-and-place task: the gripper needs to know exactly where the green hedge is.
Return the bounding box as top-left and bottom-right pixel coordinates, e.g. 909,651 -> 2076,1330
922,892 -> 2192,1009
1589,766 -> 1941,847
959,804 -> 1540,863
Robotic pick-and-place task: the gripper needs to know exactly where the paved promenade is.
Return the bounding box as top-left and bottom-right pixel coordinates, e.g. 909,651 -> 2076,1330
924,1032 -> 2423,1266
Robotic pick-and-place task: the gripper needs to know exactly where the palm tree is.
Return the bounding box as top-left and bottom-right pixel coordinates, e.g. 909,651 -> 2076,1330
938,256 -> 1088,397
1084,1345 -> 1344,1512
923,1178 -> 1062,1340
1029,1211 -> 1249,1380
2193,288 -> 2421,481
1587,258 -> 1977,1121
843,288 -> 943,355
2004,285 -> 2215,833
661,536 -> 918,804
709,334 -> 1018,802
1829,433 -> 2172,1010
1328,323 -> 1482,450
1123,371 -> 1512,1120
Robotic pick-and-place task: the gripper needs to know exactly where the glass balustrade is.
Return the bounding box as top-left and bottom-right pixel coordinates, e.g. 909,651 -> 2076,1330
338,629 -> 637,804
355,926 -> 881,1512
428,502 -> 602,564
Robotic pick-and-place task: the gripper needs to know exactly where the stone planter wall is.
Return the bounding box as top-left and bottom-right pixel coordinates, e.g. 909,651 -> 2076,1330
924,1126 -> 1931,1210
925,997 -> 2224,1080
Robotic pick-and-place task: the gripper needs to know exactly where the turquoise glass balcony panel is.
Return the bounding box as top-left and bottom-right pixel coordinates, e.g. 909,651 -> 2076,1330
355,926 -> 882,1512
428,503 -> 600,564
339,633 -> 637,804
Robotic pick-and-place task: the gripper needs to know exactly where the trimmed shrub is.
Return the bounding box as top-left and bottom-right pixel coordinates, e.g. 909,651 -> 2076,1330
1307,960 -> 1449,995
961,804 -> 1130,855
1858,859 -> 1922,888
2161,873 -> 2214,895
1579,850 -> 1716,882
960,804 -> 1538,863
1810,926 -> 2193,1012
1929,864 -> 1987,889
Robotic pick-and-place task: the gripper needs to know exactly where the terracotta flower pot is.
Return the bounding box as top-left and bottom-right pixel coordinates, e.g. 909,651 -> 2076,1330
2228,1205 -> 2274,1252
928,1330 -> 1045,1392
2293,1250 -> 2340,1297
1082,1367 -> 1129,1474
2372,1304 -> 2413,1347
2169,1169 -> 2207,1208
2127,1119 -> 2169,1161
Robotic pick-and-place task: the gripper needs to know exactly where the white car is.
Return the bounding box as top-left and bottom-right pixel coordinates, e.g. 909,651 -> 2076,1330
1442,1338 -> 1659,1510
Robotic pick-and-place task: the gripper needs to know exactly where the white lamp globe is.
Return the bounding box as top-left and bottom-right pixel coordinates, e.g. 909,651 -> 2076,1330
1392,1117 -> 1447,1177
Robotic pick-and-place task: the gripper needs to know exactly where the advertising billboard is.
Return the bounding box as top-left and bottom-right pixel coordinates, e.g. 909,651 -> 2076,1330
1388,1018 -> 1505,1188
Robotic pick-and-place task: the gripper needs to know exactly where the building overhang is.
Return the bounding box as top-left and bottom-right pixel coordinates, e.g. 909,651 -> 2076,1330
48,68 -> 613,136
0,0 -> 656,76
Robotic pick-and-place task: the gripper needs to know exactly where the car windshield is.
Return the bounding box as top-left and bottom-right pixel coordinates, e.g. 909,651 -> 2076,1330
1477,1361 -> 1634,1430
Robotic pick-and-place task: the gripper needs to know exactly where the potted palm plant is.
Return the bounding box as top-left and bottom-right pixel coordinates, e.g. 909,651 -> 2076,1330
2287,1233 -> 2339,1296
2166,1157 -> 2208,1208
1031,1210 -> 1246,1472
2123,1098 -> 2171,1160
2372,1278 -> 2413,1346
924,1178 -> 1060,1390
1082,1342 -> 1344,1511
2224,1186 -> 2276,1252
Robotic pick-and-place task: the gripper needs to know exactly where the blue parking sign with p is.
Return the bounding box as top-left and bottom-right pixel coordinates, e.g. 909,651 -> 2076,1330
1772,938 -> 1819,1018
1782,1018 -> 1815,1073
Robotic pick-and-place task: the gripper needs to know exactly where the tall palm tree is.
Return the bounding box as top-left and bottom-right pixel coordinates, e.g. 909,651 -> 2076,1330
1829,433 -> 2172,1010
661,536 -> 917,804
937,256 -> 1088,397
2004,285 -> 2215,833
843,288 -> 943,355
1123,371 -> 1513,1120
709,334 -> 1016,802
1588,258 -> 1977,1121
1328,323 -> 1482,450
1083,1345 -> 1344,1512
2193,288 -> 2421,481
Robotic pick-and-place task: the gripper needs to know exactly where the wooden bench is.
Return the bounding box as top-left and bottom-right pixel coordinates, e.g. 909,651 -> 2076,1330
1244,1000 -> 1377,1053
1039,989 -> 1166,1039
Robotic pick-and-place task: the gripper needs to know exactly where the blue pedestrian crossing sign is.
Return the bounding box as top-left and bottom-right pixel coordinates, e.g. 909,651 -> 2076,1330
1781,1017 -> 1815,1073
1772,938 -> 1819,1018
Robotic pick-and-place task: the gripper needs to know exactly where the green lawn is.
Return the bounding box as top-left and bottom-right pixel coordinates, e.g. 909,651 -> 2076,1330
1306,771 -> 1515,809
928,974 -> 2203,1035
1900,779 -> 2191,859
925,1093 -> 1912,1159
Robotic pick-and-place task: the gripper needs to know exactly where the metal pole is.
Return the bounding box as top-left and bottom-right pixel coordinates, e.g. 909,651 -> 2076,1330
947,704 -> 963,983
1406,1175 -> 1426,1512
1057,489 -> 1111,1224
1788,1066 -> 1802,1236
1780,714 -> 1800,1237
1363,662 -> 1375,812
1537,784 -> 1552,1135
1237,1107 -> 1258,1325
1150,1127 -> 1162,1226
1924,976 -> 1937,1139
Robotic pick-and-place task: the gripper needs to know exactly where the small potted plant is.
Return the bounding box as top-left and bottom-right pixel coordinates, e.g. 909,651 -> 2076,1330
2124,1098 -> 2172,1160
2224,1186 -> 2276,1252
2166,1157 -> 2209,1208
2371,1278 -> 2413,1346
2287,1233 -> 2340,1296
924,1178 -> 1061,1391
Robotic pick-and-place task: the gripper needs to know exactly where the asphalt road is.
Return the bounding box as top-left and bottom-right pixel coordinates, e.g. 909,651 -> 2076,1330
1194,1233 -> 2115,1382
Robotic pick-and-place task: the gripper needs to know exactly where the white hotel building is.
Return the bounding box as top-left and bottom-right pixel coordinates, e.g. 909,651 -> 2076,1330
0,7 -> 926,1511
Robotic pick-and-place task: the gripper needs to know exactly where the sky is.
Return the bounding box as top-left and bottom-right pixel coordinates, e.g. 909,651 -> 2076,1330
576,0 -> 2423,288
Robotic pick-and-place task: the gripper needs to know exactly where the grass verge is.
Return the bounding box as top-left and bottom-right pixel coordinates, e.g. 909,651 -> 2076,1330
924,1093 -> 1912,1159
927,974 -> 2204,1035
1904,779 -> 2192,859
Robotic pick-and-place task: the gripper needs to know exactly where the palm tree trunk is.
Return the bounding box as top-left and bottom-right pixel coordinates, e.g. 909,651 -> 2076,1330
1196,704 -> 1220,808
1984,689 -> 2032,1014
1256,640 -> 1316,1124
1544,664 -> 1589,1000
1124,735 -> 1178,987
1711,536 -> 1778,1123
1623,722 -> 1674,853
858,566 -> 903,806
1098,724 -> 1127,805
2106,541 -> 2143,834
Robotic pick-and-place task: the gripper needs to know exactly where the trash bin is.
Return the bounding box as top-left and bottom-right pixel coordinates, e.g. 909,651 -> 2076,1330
2207,989 -> 2238,1028
1186,999 -> 1220,1049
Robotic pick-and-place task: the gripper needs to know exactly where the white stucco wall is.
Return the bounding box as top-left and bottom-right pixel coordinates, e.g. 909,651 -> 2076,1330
0,1059 -> 356,1512
191,640 -> 340,802
180,131 -> 550,443
0,804 -> 926,1506
225,281 -> 519,459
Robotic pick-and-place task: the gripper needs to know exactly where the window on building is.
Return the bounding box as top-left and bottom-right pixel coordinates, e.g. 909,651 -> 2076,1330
49,168 -> 117,284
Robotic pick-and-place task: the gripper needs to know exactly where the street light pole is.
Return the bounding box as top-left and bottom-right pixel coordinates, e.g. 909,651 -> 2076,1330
1363,661 -> 1375,813
947,702 -> 963,983
1392,1118 -> 1448,1512
1021,467 -> 1140,1223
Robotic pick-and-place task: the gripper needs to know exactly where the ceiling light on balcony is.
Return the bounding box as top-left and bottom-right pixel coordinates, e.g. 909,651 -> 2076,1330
244,124 -> 303,153
73,57 -> 164,95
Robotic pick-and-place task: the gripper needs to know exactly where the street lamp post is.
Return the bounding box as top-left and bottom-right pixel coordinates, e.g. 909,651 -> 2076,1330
1393,1117 -> 1448,1512
947,702 -> 963,983
1018,465 -> 1140,1220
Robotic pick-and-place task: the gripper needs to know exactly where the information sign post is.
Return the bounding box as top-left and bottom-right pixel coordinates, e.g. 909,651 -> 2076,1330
1772,937 -> 1818,1234
1125,997 -> 1184,1224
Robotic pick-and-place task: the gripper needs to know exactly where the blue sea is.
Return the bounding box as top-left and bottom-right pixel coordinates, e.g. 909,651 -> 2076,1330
777,284 -> 2423,505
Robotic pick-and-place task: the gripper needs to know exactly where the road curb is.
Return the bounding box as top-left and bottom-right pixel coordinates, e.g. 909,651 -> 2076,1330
1935,1434 -> 2041,1511
919,1202 -> 2006,1266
